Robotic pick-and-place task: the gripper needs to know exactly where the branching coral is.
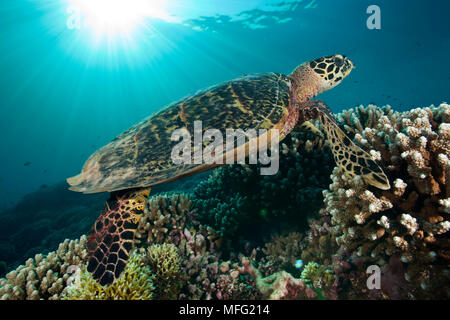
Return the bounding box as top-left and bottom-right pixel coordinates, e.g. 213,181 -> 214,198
176,245 -> 262,300
300,262 -> 335,291
136,192 -> 221,249
137,192 -> 193,245
63,253 -> 154,300
144,243 -> 182,299
0,236 -> 88,300
318,103 -> 450,299
300,212 -> 338,266
261,232 -> 303,275
193,259 -> 261,300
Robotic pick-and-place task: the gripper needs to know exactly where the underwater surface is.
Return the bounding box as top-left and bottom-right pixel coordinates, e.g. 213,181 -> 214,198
0,0 -> 449,300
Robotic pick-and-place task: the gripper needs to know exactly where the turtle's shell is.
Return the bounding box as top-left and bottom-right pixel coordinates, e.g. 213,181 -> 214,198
67,73 -> 292,193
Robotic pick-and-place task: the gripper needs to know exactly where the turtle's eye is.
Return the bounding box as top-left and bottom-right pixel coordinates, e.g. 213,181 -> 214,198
334,55 -> 345,67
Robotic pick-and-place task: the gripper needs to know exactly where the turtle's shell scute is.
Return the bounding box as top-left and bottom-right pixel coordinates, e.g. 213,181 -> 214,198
67,73 -> 291,193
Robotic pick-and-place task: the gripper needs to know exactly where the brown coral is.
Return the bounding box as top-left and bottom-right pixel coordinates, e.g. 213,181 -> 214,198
321,103 -> 450,299
0,236 -> 88,300
261,232 -> 303,274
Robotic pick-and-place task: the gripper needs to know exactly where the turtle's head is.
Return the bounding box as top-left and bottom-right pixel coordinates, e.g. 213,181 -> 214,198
309,54 -> 354,91
290,54 -> 354,102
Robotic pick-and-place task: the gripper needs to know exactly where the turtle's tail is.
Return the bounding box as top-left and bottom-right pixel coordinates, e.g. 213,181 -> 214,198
318,111 -> 391,190
86,187 -> 151,286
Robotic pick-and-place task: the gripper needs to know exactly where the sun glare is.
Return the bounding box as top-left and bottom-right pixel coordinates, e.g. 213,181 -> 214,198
68,0 -> 172,35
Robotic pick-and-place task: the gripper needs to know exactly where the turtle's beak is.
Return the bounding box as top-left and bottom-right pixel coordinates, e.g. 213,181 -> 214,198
341,56 -> 355,78
349,59 -> 355,69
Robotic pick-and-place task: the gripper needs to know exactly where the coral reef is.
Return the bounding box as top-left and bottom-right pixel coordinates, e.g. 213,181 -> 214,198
0,176 -> 205,277
237,256 -> 318,300
63,253 -> 154,300
0,237 -> 88,300
261,232 -> 303,275
137,192 -> 260,300
136,193 -> 220,247
145,243 -> 182,299
0,182 -> 106,276
182,257 -> 262,300
300,262 -> 335,291
306,103 -> 450,299
192,129 -> 334,243
1,104 -> 448,300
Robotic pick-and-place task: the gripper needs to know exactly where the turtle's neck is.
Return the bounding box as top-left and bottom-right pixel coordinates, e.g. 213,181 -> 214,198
279,88 -> 301,138
289,64 -> 322,103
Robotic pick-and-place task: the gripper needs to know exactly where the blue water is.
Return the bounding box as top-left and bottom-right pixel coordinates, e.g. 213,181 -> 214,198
0,0 -> 449,208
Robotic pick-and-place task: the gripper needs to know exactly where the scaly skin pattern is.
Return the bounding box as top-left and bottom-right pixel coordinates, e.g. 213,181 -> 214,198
281,55 -> 354,136
68,73 -> 291,194
86,188 -> 151,286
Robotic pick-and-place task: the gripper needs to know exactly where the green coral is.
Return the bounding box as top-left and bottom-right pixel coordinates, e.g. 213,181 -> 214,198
63,253 -> 155,300
300,262 -> 335,290
192,131 -> 334,242
146,243 -> 183,299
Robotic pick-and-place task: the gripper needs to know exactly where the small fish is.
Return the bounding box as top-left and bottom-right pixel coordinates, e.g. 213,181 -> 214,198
40,184 -> 48,189
24,161 -> 31,166
294,259 -> 304,269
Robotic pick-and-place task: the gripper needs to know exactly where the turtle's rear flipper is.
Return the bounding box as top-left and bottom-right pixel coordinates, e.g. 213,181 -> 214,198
86,188 -> 151,286
302,100 -> 390,190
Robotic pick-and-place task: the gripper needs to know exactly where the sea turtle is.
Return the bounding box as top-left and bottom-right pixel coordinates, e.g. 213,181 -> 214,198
67,54 -> 390,286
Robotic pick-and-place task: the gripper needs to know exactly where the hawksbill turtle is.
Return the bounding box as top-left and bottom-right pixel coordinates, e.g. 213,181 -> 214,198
67,54 -> 390,286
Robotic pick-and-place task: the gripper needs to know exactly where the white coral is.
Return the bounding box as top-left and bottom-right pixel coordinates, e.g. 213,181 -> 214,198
377,216 -> 390,229
400,214 -> 418,235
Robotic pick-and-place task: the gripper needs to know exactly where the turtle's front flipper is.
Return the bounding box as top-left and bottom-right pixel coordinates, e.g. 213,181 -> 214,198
86,188 -> 151,286
294,121 -> 324,138
299,100 -> 390,190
